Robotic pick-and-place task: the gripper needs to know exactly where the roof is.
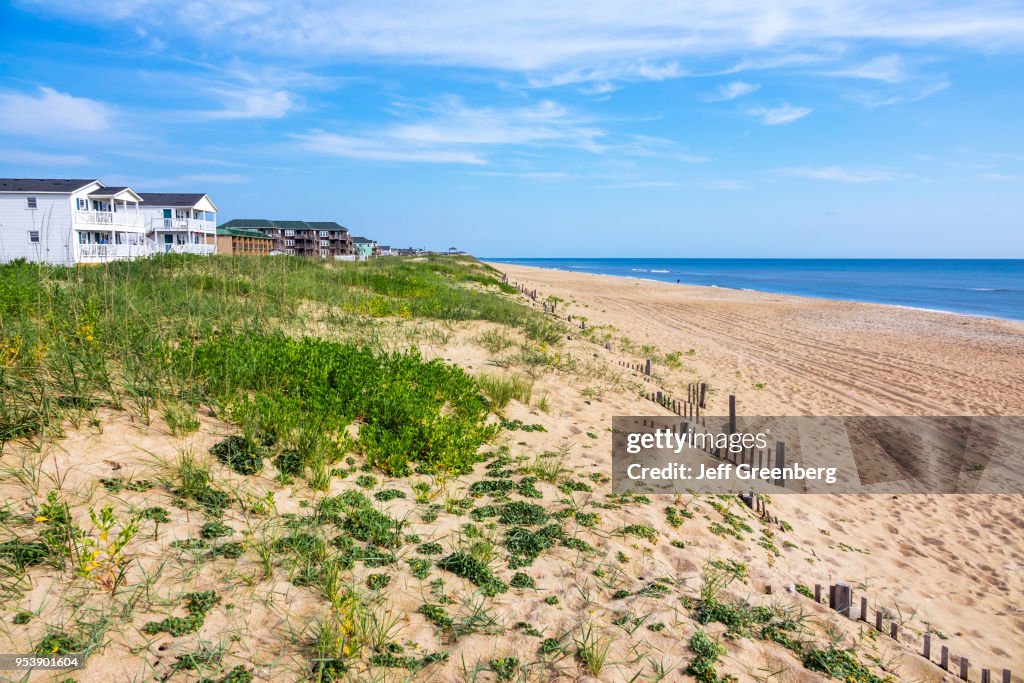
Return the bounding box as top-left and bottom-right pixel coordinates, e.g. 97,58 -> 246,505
218,219 -> 277,229
0,178 -> 98,193
216,227 -> 272,239
88,187 -> 144,202
351,236 -> 375,244
138,193 -> 209,208
218,219 -> 351,233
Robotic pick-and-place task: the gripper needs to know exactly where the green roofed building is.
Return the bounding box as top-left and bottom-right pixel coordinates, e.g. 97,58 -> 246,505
351,235 -> 377,261
218,218 -> 354,259
215,226 -> 273,255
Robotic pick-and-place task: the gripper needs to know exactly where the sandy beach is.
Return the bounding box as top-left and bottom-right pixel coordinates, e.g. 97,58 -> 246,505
488,261 -> 1024,671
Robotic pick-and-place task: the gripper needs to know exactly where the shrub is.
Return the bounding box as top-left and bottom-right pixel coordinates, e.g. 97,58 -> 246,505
210,435 -> 264,475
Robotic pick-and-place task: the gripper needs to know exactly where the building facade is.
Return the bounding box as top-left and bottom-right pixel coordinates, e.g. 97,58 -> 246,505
215,227 -> 273,255
217,219 -> 354,259
138,193 -> 218,254
0,178 -> 218,265
351,236 -> 377,260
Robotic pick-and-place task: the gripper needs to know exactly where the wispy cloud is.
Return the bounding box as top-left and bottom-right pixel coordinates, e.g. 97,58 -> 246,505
773,165 -> 902,183
20,1 -> 1024,71
196,89 -> 295,120
746,103 -> 812,125
707,81 -> 761,101
0,87 -> 112,136
293,96 -> 608,164
828,54 -> 909,83
0,149 -> 92,165
526,61 -> 685,91
849,80 -> 949,107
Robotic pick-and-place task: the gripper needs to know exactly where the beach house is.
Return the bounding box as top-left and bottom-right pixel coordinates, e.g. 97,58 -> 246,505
138,193 -> 218,254
0,178 -> 154,264
351,236 -> 377,260
217,219 -> 354,259
215,226 -> 273,255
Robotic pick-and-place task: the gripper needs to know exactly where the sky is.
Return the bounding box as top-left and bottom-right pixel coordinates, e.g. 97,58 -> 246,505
0,1 -> 1022,257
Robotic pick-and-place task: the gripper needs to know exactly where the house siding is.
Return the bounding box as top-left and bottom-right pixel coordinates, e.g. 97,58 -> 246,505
0,191 -> 76,265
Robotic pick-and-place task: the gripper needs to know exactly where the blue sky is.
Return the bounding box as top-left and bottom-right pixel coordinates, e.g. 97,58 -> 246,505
1,1 -> 1022,257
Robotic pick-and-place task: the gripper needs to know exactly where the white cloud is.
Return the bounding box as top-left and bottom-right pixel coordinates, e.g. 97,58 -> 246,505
850,80 -> 949,107
19,1 -> 1024,72
746,103 -> 812,125
527,61 -> 685,90
292,96 -> 610,164
197,89 -> 295,120
828,54 -> 908,82
0,149 -> 91,165
708,81 -> 761,101
0,87 -> 112,135
773,165 -> 901,182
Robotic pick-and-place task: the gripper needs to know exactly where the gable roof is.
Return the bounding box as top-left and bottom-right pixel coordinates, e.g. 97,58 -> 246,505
218,219 -> 277,229
218,219 -> 351,233
216,227 -> 272,239
351,236 -> 375,244
306,221 -> 349,233
88,187 -> 144,202
0,178 -> 98,193
138,193 -> 216,209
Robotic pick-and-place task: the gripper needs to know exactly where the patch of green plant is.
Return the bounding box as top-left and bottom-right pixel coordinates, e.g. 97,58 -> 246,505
803,646 -> 889,683
510,572 -> 535,589
35,631 -> 84,655
516,476 -> 543,499
374,488 -> 405,501
211,541 -> 244,559
0,540 -> 50,569
436,552 -> 507,595
366,573 -> 390,590
504,524 -> 564,568
543,595 -> 559,605
469,479 -> 515,497
539,637 -> 565,655
622,524 -> 658,543
141,506 -> 171,524
498,417 -> 546,432
13,611 -> 32,624
469,504 -> 500,521
417,541 -> 443,555
406,558 -> 431,579
418,603 -> 453,630
575,512 -> 599,528
210,435 -> 264,475
686,630 -> 730,683
558,480 -> 592,494
498,501 -> 549,525
200,521 -> 233,539
491,656 -> 521,681
355,474 -> 377,489
141,590 -> 220,637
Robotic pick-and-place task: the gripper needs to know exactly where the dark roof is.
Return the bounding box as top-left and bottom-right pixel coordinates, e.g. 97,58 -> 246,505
88,186 -> 133,197
218,219 -> 352,233
218,219 -> 277,229
351,236 -> 375,244
138,192 -> 208,207
216,227 -> 271,239
0,178 -> 98,193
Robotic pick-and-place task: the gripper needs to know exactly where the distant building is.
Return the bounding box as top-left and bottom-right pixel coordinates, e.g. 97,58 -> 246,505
1,178 -> 220,264
218,219 -> 354,259
351,235 -> 377,260
378,245 -> 394,256
138,193 -> 218,255
215,226 -> 273,256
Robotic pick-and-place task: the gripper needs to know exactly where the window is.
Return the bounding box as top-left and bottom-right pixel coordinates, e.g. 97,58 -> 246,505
319,231 -> 329,237
320,240 -> 330,246
284,229 -> 295,237
29,230 -> 40,243
77,198 -> 88,210
286,248 -> 295,255
319,249 -> 329,257
285,239 -> 295,246
26,197 -> 37,209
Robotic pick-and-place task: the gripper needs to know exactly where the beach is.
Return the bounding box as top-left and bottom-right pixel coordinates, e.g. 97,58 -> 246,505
488,261 -> 1024,671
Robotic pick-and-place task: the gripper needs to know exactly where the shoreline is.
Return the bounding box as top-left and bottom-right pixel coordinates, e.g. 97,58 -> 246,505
484,258 -> 1024,324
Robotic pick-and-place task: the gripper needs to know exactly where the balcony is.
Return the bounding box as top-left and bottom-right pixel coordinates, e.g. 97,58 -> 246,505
149,217 -> 217,233
161,243 -> 216,255
76,242 -> 156,262
76,210 -> 144,230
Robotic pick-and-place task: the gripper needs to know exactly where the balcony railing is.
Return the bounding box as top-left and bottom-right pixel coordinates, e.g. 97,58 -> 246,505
162,243 -> 216,255
149,217 -> 217,232
77,242 -> 156,261
75,210 -> 144,229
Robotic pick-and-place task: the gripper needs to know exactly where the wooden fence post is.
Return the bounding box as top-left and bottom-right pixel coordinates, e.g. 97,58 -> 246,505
941,646 -> 949,670
860,597 -> 868,622
814,584 -> 822,603
923,633 -> 931,660
644,358 -> 652,375
961,658 -> 969,681
890,623 -> 898,640
982,669 -> 990,683
1003,669 -> 1012,683
728,395 -> 736,434
830,583 -> 852,617
875,611 -> 883,632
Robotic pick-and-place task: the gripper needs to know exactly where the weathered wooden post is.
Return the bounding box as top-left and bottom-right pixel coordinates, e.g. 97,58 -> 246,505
728,395 -> 737,434
923,633 -> 931,659
656,391 -> 663,404
960,658 -> 969,681
982,669 -> 990,683
1003,669 -> 1012,683
644,358 -> 652,375
941,646 -> 949,670
875,611 -> 883,632
890,623 -> 898,640
814,584 -> 822,603
860,597 -> 868,622
605,342 -> 611,350
830,583 -> 852,617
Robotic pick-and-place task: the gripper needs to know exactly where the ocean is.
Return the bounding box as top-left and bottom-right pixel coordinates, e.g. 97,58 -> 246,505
484,258 -> 1024,321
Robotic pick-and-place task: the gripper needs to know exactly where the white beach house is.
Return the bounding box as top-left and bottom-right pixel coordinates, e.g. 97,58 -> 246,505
138,193 -> 218,254
0,179 -> 217,264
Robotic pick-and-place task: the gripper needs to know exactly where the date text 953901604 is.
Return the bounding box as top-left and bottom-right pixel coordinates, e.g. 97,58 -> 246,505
0,653 -> 84,670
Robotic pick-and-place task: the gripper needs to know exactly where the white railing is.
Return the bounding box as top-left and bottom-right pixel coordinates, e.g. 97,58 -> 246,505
77,242 -> 156,261
75,210 -> 144,229
163,243 -> 216,255
148,217 -> 216,232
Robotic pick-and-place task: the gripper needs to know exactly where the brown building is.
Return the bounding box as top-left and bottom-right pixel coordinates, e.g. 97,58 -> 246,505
217,219 -> 353,258
215,226 -> 273,255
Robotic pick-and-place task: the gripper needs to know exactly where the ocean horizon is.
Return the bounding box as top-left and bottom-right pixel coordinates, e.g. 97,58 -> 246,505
485,258 -> 1024,322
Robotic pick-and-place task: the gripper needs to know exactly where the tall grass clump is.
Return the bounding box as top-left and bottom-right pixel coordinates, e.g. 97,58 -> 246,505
476,373 -> 533,411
